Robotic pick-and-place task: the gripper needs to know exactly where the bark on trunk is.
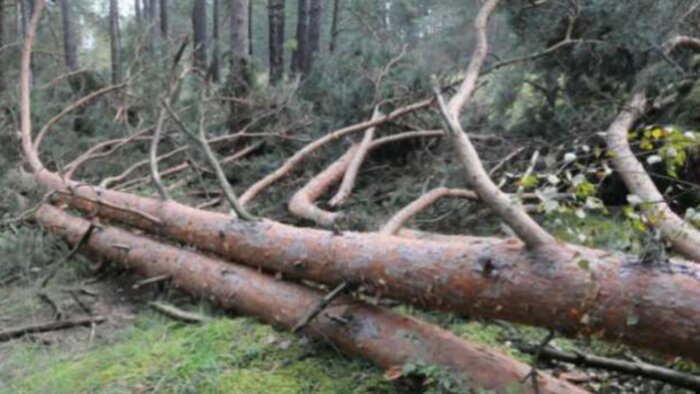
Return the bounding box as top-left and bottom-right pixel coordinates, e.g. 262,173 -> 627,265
159,0 -> 168,39
0,0 -> 4,90
211,0 -> 220,82
248,0 -> 253,55
329,0 -> 340,52
60,0 -> 78,71
192,0 -> 207,71
291,0 -> 308,74
268,0 -> 285,84
230,0 -> 250,65
36,173 -> 700,363
109,0 -> 122,85
35,204 -> 583,394
304,0 -> 323,72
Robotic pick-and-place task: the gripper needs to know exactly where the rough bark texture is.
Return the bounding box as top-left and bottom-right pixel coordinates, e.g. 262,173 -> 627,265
159,0 -> 168,39
109,0 -> 122,85
37,175 -> 700,363
60,0 -> 79,71
605,93 -> 700,263
248,0 -> 253,55
268,0 -> 285,84
35,204 -> 583,394
192,0 -> 207,71
291,0 -> 309,74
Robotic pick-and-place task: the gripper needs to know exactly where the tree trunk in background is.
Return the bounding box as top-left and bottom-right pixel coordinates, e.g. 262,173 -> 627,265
248,0 -> 253,56
192,0 -> 207,71
0,0 -> 4,90
211,0 -> 220,82
60,0 -> 79,71
304,0 -> 322,72
329,0 -> 340,52
20,0 -> 33,39
159,0 -> 168,39
291,0 -> 308,74
109,0 -> 122,84
134,0 -> 141,26
230,0 -> 250,71
268,0 -> 285,84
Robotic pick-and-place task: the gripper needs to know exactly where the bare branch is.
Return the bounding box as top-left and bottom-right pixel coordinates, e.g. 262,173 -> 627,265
436,0 -> 555,249
239,99 -> 433,206
381,188 -> 478,235
605,94 -> 700,262
329,106 -> 382,207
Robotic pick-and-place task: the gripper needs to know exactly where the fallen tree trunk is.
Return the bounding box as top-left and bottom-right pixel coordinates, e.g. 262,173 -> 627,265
43,178 -> 700,362
35,204 -> 582,394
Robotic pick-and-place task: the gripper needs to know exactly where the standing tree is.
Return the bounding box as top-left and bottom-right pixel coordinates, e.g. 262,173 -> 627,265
192,0 -> 207,71
268,0 -> 285,84
211,0 -> 220,82
248,0 -> 253,55
291,0 -> 309,74
304,0 -> 322,72
60,0 -> 79,71
109,0 -> 122,84
134,0 -> 141,25
230,0 -> 249,75
159,0 -> 168,39
329,0 -> 340,52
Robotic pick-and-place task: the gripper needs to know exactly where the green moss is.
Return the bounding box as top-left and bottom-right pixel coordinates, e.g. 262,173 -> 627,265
1,313 -> 392,394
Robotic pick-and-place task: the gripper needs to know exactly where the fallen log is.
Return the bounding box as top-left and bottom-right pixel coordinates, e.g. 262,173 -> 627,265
35,204 -> 583,394
45,179 -> 700,363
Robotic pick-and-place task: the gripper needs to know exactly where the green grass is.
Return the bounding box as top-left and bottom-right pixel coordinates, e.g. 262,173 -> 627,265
0,313 -> 393,394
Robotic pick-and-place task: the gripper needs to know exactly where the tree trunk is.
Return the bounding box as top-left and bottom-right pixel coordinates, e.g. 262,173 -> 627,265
268,0 -> 284,84
291,0 -> 308,74
192,0 -> 207,71
304,0 -> 322,72
60,0 -> 78,71
159,0 -> 168,39
211,0 -> 220,82
230,0 -> 250,66
32,165 -> 700,363
329,0 -> 340,52
0,0 -> 4,90
19,0 -> 33,39
109,0 -> 122,85
248,0 -> 253,55
35,204 -> 583,394
134,0 -> 141,26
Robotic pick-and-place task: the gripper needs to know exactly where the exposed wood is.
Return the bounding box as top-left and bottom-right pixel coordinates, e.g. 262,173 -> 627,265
604,93 -> 700,263
240,99 -> 433,205
0,316 -> 106,342
329,107 -> 382,207
436,0 -> 555,249
36,204 -> 583,394
381,188 -> 478,235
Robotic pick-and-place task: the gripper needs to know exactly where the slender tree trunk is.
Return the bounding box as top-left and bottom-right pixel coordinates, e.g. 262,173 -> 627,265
192,0 -> 207,71
268,0 -> 285,84
0,0 -> 4,90
211,0 -> 220,82
248,0 -> 253,55
109,0 -> 122,84
304,0 -> 322,72
230,0 -> 250,68
329,0 -> 340,52
291,0 -> 308,74
134,0 -> 141,26
159,0 -> 168,39
60,0 -> 79,71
